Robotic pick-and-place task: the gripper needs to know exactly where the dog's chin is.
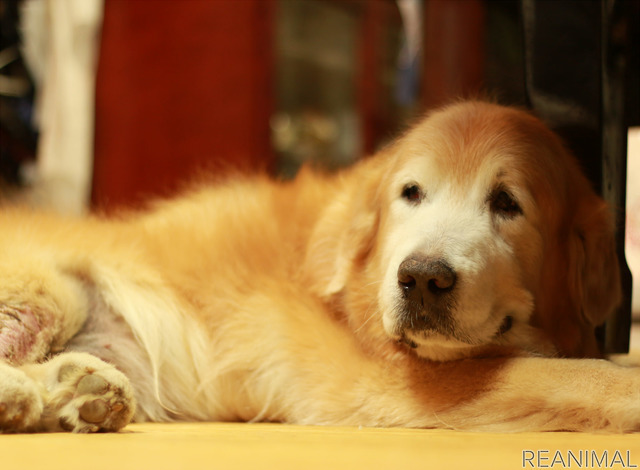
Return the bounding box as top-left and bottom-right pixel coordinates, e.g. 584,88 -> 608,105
392,314 -> 554,361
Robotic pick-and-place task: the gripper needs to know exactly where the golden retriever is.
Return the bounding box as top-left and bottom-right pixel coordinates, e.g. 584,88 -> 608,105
0,101 -> 637,433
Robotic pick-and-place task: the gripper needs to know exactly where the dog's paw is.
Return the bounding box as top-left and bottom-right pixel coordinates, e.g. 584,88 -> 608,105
0,362 -> 44,432
44,353 -> 135,433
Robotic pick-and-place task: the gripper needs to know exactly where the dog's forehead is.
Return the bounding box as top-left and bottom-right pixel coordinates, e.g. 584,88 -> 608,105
393,103 -> 562,193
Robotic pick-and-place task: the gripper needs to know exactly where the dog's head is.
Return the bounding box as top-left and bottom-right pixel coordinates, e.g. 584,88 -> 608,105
306,101 -> 621,360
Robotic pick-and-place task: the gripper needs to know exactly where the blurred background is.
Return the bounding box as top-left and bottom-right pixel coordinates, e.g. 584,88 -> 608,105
0,0 -> 638,350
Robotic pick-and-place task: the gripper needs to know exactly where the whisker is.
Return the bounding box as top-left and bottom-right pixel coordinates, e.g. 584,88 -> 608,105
354,300 -> 380,333
360,280 -> 383,289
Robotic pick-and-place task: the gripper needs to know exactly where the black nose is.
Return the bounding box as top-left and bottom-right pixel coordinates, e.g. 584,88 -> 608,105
397,255 -> 457,306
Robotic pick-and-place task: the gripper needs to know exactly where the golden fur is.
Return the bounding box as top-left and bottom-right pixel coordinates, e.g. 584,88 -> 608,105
0,101 -> 637,433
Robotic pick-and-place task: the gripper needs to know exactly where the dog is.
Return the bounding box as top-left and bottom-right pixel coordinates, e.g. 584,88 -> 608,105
0,101 -> 638,433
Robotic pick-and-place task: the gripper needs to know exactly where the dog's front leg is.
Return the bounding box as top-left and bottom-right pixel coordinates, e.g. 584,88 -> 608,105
423,355 -> 640,432
310,351 -> 639,432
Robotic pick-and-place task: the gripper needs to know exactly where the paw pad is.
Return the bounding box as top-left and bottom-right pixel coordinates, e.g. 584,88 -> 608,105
79,398 -> 109,424
58,367 -> 134,433
76,374 -> 108,395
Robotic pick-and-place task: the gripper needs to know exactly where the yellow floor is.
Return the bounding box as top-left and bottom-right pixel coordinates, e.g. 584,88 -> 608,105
1,422 -> 638,470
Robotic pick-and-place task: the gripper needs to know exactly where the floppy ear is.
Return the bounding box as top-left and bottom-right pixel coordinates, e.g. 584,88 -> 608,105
536,192 -> 622,357
302,156 -> 387,299
569,197 -> 622,327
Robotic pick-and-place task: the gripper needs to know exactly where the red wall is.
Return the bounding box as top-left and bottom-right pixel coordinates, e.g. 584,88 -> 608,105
93,0 -> 274,209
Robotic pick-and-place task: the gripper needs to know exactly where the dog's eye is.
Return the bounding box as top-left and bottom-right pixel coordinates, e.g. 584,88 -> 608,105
401,184 -> 423,204
490,190 -> 522,217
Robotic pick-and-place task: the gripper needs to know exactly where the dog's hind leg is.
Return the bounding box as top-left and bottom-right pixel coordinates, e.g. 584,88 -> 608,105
0,361 -> 43,431
0,254 -> 90,365
0,352 -> 135,433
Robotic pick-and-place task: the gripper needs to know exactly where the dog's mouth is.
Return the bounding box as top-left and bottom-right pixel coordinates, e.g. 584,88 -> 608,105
496,315 -> 513,336
397,333 -> 418,349
395,315 -> 515,354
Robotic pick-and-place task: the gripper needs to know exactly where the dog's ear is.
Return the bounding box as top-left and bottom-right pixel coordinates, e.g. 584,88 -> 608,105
302,156 -> 387,299
569,196 -> 622,328
536,187 -> 622,357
